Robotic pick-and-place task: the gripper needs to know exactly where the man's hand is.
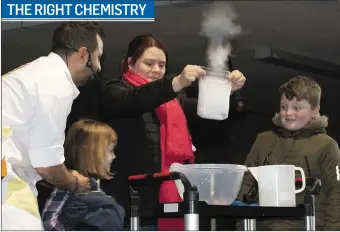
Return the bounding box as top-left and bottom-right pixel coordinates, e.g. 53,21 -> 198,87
71,170 -> 91,192
36,164 -> 90,192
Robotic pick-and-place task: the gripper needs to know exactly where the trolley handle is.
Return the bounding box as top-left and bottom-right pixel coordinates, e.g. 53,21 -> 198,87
295,177 -> 322,195
128,171 -> 197,193
128,172 -> 200,231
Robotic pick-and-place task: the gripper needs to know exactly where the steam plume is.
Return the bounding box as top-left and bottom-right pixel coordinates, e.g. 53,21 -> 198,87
200,2 -> 242,71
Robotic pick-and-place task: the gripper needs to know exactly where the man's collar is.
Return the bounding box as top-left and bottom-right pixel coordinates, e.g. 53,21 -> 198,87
48,52 -> 80,98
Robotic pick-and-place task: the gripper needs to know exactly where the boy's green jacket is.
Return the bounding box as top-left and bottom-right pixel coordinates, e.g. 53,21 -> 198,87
237,114 -> 340,231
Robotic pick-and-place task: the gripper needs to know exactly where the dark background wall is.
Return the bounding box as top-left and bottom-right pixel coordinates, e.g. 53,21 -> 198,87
3,1 -> 340,164
2,1 -> 340,229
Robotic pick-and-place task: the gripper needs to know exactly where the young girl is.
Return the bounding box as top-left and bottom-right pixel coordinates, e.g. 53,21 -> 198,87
42,119 -> 125,231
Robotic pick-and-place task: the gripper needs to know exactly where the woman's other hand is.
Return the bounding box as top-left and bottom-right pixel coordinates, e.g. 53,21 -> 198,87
228,70 -> 246,93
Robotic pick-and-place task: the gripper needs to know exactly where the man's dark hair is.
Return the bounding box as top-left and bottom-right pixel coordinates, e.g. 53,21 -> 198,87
52,22 -> 105,55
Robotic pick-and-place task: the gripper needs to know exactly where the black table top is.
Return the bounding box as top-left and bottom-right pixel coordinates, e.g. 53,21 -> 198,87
140,201 -> 307,219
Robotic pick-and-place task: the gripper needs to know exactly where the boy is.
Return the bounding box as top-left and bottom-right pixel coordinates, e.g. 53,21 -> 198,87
237,76 -> 340,230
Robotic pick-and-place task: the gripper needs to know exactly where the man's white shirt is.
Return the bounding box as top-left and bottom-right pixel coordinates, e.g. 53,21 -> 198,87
2,52 -> 79,195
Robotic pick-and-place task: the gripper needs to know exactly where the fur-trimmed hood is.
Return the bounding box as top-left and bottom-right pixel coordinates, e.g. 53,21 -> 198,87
272,113 -> 328,129
272,113 -> 328,138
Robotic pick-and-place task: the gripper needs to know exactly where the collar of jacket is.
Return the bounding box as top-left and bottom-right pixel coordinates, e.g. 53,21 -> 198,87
272,113 -> 328,139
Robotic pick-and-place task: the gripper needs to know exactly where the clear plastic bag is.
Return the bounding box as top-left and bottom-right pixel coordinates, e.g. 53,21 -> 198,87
197,67 -> 231,120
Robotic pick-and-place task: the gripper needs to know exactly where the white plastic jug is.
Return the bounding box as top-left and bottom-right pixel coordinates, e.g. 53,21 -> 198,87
248,165 -> 306,207
197,67 -> 231,120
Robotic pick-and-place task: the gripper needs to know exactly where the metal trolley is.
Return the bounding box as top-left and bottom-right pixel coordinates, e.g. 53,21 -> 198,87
128,171 -> 321,231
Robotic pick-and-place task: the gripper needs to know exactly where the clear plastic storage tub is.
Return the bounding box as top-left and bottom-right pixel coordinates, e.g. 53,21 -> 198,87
170,163 -> 248,205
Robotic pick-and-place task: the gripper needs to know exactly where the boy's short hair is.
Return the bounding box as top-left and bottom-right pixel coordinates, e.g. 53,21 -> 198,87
279,76 -> 321,109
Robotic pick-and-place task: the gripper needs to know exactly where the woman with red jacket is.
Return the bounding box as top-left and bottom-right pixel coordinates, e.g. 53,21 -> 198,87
99,34 -> 246,230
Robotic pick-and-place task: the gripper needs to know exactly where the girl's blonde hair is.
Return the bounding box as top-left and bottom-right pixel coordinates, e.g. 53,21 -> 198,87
64,119 -> 117,180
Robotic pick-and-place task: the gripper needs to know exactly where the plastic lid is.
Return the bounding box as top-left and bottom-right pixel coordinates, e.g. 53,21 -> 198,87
177,164 -> 248,171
